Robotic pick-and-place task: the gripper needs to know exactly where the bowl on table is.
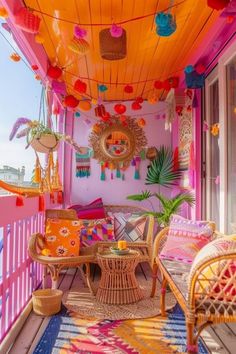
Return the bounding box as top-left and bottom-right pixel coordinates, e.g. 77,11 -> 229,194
110,247 -> 130,255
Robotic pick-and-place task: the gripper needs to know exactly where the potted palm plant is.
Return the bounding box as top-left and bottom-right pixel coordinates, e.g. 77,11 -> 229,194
127,145 -> 195,227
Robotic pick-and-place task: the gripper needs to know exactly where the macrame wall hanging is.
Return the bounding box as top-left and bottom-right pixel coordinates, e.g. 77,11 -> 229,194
75,147 -> 92,178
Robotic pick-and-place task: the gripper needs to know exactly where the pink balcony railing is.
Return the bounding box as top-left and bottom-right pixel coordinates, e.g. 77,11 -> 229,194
0,194 -> 60,342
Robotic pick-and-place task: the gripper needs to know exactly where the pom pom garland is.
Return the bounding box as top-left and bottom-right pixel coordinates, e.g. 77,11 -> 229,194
114,104 -> 126,114
98,84 -> 108,92
124,85 -> 133,93
64,95 -> 79,108
74,79 -> 87,93
110,23 -> 123,38
47,65 -> 62,80
0,7 -> 8,18
10,53 -> 21,62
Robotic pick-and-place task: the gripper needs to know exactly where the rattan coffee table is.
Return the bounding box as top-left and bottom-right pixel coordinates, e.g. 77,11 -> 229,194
96,250 -> 144,305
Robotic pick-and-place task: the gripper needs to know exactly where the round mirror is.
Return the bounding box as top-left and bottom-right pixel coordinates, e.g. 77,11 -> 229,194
104,131 -> 130,158
89,116 -> 147,168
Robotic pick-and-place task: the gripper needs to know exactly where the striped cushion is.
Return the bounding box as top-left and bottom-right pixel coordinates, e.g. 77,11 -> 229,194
160,214 -> 213,264
68,198 -> 106,219
110,212 -> 147,242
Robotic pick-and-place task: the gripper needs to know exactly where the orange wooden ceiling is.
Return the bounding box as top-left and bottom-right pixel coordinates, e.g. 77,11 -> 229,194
24,0 -> 220,101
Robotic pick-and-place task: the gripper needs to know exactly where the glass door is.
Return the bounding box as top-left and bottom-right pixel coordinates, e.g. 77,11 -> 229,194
204,69 -> 220,227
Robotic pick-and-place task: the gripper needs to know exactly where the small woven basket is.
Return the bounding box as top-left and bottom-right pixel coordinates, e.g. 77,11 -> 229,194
30,133 -> 59,153
32,289 -> 63,316
99,28 -> 127,60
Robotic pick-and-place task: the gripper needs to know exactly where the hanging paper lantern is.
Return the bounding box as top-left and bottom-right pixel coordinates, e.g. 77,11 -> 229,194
15,7 -> 41,34
31,64 -> 39,70
0,7 -> 8,18
78,100 -> 91,111
47,65 -> 62,80
99,28 -> 127,60
184,65 -> 194,74
35,34 -> 45,44
185,71 -> 205,89
64,95 -> 79,108
95,104 -> 106,117
69,37 -> 90,54
124,85 -> 133,93
155,12 -> 176,37
207,0 -> 230,10
75,112 -> 81,117
98,84 -> 108,92
114,104 -> 126,114
10,53 -> 21,62
74,25 -> 87,39
195,63 -> 206,75
110,24 -> 123,38
132,101 -> 142,110
137,118 -> 146,127
169,76 -> 179,88
154,80 -> 163,89
74,79 -> 87,93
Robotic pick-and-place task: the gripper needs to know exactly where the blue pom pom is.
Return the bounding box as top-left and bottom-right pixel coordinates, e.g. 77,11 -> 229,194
98,84 -> 108,92
75,112 -> 81,117
184,65 -> 194,74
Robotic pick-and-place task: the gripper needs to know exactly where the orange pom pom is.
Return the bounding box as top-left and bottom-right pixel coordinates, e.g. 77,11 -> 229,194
0,7 -> 8,18
10,53 -> 21,62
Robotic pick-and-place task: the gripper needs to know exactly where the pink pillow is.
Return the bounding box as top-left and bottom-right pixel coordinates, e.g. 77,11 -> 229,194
68,198 -> 106,219
160,215 -> 213,264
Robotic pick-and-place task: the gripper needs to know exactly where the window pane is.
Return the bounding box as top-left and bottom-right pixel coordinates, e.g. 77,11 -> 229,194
208,80 -> 220,225
227,58 -> 236,233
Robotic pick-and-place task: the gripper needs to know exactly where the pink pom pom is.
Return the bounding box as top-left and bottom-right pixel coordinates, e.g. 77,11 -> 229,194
74,25 -> 87,39
110,24 -> 123,38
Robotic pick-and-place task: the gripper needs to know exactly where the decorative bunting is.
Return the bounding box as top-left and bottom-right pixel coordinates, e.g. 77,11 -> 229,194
76,147 -> 91,178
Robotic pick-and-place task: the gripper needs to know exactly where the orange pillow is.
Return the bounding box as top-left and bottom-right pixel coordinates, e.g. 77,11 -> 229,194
43,218 -> 81,257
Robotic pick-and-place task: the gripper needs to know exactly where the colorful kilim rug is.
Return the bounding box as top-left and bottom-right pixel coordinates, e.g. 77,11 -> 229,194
33,304 -> 208,354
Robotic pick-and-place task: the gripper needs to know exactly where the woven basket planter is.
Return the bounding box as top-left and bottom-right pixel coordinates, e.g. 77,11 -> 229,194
30,133 -> 60,153
99,28 -> 127,60
32,289 -> 63,316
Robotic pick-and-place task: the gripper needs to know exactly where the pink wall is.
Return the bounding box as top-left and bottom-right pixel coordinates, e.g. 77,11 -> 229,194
70,101 -> 171,207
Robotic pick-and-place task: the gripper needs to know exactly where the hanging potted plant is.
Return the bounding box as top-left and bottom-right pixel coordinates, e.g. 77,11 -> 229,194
9,118 -> 81,153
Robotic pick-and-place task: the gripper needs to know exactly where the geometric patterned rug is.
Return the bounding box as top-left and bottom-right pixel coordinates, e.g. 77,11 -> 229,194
33,304 -> 209,353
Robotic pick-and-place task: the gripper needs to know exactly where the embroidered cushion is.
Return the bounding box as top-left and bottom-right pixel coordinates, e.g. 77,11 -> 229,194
68,198 -> 106,219
189,235 -> 236,300
79,217 -> 115,247
43,218 -> 81,257
160,214 -> 213,264
110,212 -> 147,242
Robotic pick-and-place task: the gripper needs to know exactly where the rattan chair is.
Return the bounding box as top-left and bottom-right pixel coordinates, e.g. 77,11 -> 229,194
150,225 -> 236,354
28,206 -> 154,291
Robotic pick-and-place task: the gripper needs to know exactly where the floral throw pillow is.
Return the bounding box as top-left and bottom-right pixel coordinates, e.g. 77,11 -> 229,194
79,217 -> 115,247
43,218 -> 81,257
160,214 -> 213,264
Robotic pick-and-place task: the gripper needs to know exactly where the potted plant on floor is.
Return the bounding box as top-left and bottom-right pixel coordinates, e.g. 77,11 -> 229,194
127,145 -> 195,227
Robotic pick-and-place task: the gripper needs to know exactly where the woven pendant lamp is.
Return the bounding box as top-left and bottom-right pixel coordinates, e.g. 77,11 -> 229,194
99,28 -> 127,60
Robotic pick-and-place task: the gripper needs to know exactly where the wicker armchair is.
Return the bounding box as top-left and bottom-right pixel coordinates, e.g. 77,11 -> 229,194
150,225 -> 236,354
28,206 -> 154,291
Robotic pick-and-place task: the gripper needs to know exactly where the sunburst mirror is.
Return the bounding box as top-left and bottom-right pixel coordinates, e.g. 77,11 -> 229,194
89,116 -> 147,167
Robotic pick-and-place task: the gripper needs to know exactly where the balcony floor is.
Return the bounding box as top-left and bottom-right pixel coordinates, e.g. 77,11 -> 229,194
9,266 -> 236,354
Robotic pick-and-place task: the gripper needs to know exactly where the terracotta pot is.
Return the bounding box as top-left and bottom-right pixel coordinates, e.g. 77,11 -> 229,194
30,133 -> 60,153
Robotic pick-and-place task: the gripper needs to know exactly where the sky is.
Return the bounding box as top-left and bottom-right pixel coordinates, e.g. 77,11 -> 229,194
0,20 -> 42,180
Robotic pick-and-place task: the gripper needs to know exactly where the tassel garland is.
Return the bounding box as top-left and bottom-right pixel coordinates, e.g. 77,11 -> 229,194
38,195 -> 45,211
57,191 -> 63,204
134,156 -> 141,179
16,195 -> 24,206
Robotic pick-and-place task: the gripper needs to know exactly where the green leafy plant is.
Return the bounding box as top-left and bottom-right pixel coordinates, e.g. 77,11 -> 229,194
127,145 -> 195,226
128,191 -> 195,227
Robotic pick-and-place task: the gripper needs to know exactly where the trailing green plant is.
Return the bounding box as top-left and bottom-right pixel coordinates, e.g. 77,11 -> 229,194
127,145 -> 195,226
